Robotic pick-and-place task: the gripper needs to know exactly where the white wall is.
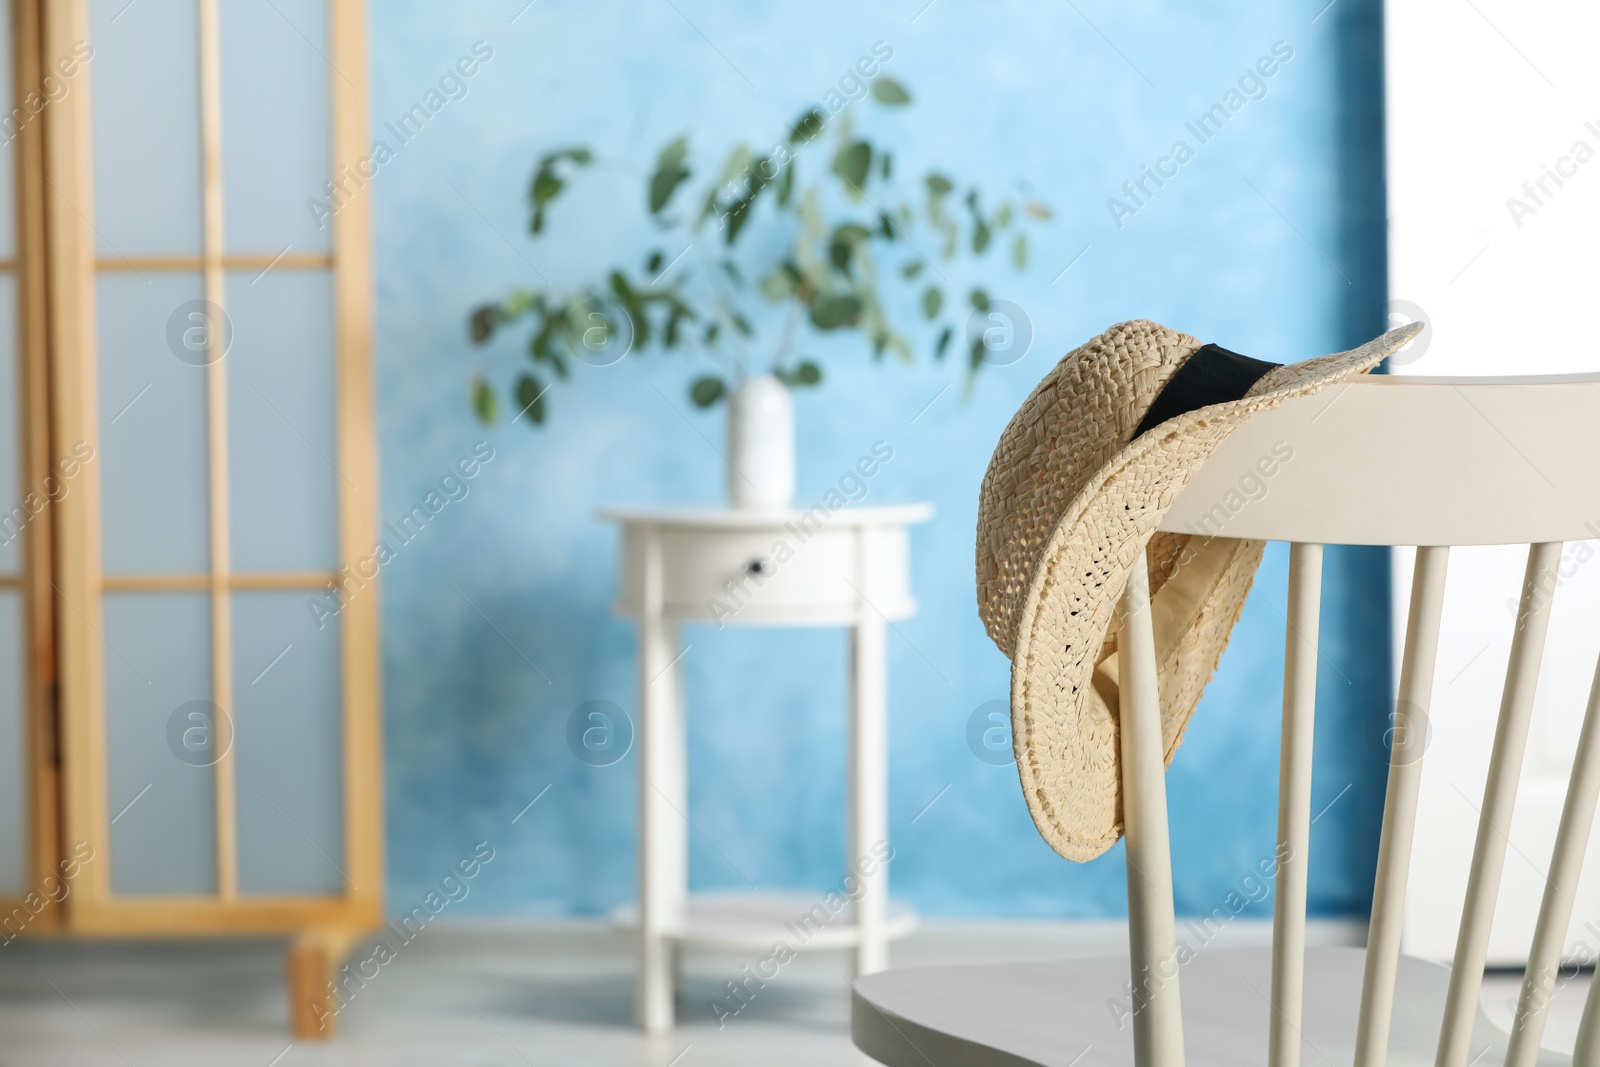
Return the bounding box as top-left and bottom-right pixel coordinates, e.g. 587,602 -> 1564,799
1386,0 -> 1600,965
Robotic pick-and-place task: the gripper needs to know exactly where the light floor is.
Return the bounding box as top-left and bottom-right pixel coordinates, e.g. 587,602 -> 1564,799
0,921 -> 1586,1066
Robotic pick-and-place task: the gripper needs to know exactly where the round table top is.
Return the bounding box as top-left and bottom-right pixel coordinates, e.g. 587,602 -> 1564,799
597,503 -> 934,529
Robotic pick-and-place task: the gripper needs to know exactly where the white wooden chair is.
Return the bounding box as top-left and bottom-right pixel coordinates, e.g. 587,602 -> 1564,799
854,372 -> 1600,1066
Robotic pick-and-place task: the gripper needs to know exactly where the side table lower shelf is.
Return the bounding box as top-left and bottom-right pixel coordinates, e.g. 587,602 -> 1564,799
611,892 -> 919,952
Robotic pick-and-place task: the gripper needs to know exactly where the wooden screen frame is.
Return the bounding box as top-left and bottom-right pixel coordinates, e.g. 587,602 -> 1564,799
0,0 -> 62,934
42,0 -> 381,935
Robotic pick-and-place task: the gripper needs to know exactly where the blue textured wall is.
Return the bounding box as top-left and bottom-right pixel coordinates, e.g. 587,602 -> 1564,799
372,0 -> 1393,920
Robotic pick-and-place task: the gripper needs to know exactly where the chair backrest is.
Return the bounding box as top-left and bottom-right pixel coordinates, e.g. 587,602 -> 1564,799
1111,373 -> 1600,1067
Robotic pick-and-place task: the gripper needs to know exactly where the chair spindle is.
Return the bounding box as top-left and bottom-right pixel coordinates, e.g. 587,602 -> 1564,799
1354,545 -> 1450,1067
1575,967 -> 1600,1063
1505,645 -> 1600,1066
1119,560 -> 1186,1067
1270,542 -> 1324,1067
1436,542 -> 1564,1067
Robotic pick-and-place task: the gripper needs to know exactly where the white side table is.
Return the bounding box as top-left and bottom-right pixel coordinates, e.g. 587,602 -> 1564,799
599,504 -> 933,1033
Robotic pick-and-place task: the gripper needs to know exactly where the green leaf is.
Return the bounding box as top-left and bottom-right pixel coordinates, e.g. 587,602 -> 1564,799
720,157 -> 774,245
515,374 -> 547,425
934,326 -> 953,360
532,327 -> 570,379
887,332 -> 914,363
970,336 -> 987,372
715,145 -> 754,186
649,136 -> 692,214
969,288 -> 990,312
698,146 -> 753,229
964,188 -> 993,254
776,159 -> 795,207
761,269 -> 796,301
870,77 -> 911,105
531,170 -> 562,203
646,250 -> 665,274
833,141 -> 872,194
810,292 -> 862,330
879,152 -> 892,180
690,375 -> 727,407
901,260 -> 924,279
828,223 -> 871,273
500,289 -> 543,320
1012,232 -> 1029,270
722,259 -> 744,286
774,360 -> 823,387
471,377 -> 497,425
529,172 -> 562,233
761,261 -> 803,301
723,200 -> 753,244
729,309 -> 755,337
972,218 -> 991,254
668,295 -> 697,323
878,212 -> 896,239
995,203 -> 1013,229
703,322 -> 721,346
609,273 -> 650,348
469,305 -> 498,344
659,138 -> 689,175
789,108 -> 826,144
921,286 -> 942,320
527,146 -> 593,234
530,315 -> 556,363
925,172 -> 953,197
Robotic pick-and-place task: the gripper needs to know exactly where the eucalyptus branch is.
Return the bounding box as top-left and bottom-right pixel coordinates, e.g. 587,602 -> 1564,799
468,75 -> 1052,427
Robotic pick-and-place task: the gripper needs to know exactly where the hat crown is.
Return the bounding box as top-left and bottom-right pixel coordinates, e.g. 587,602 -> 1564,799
976,319 -> 1201,657
974,319 -> 1416,862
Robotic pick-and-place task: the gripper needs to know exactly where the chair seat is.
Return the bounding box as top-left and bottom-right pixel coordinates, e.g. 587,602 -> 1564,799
852,946 -> 1567,1067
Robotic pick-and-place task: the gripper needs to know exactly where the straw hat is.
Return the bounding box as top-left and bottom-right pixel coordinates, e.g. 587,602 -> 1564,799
976,318 -> 1423,861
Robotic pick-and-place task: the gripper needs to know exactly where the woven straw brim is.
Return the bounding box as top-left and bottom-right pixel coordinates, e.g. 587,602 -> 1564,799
1008,324 -> 1423,861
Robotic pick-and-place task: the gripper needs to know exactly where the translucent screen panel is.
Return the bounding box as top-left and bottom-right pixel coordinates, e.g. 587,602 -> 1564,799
0,3 -> 16,261
104,593 -> 216,895
234,591 -> 343,895
0,590 -> 26,895
0,276 -> 18,574
98,273 -> 210,575
220,0 -> 332,253
226,270 -> 336,572
88,0 -> 202,256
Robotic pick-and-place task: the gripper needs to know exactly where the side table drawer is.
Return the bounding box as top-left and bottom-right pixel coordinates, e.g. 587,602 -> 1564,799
614,520 -> 916,625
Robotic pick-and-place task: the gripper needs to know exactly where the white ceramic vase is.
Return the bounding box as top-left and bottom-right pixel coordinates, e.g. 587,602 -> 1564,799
726,375 -> 795,510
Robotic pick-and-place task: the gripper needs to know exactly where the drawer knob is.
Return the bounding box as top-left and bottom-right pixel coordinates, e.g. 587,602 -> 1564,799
745,558 -> 767,576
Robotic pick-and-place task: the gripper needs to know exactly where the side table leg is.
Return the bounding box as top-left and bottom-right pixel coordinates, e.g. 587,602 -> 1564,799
638,530 -> 686,1033
850,613 -> 889,978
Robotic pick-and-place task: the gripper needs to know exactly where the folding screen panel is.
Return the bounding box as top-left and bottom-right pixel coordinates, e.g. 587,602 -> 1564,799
45,0 -> 379,934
